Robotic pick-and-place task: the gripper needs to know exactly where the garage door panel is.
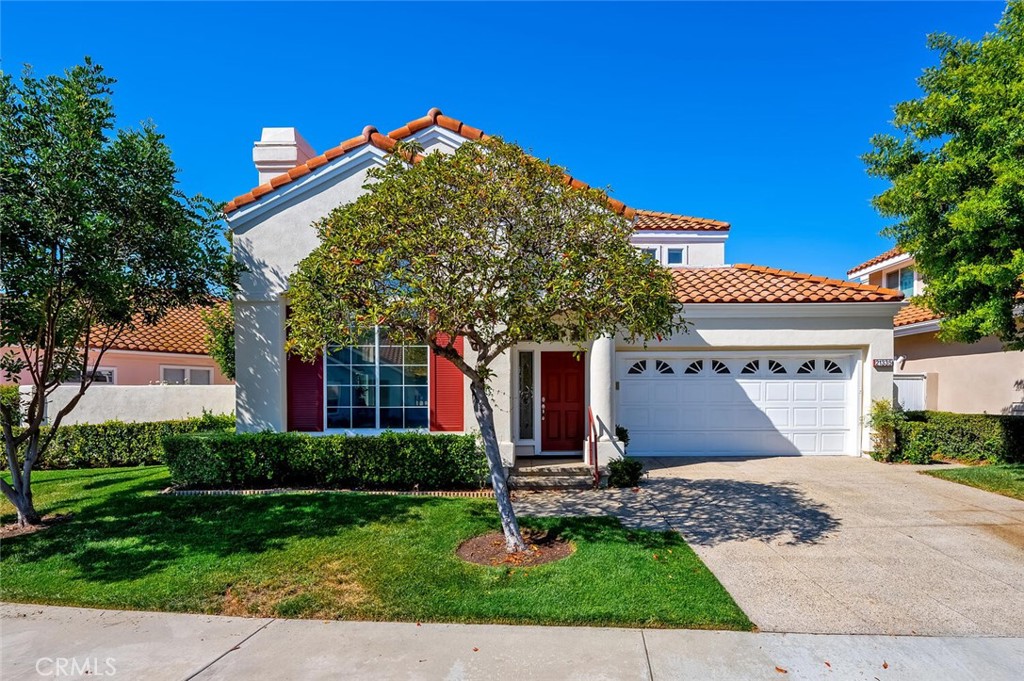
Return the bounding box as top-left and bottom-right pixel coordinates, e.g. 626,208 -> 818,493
821,408 -> 846,427
764,383 -> 791,402
793,383 -> 818,401
821,382 -> 846,402
617,354 -> 855,456
793,408 -> 818,427
820,432 -> 847,453
764,407 -> 790,428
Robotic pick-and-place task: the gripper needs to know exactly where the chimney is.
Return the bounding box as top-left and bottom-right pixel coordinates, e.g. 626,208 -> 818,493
252,127 -> 315,184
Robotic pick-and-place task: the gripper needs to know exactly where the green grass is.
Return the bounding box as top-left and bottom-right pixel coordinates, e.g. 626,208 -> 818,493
1,466 -> 750,630
924,464 -> 1024,502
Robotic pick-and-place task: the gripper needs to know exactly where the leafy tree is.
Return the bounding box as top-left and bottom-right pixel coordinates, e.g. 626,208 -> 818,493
864,1 -> 1024,349
0,60 -> 236,525
202,300 -> 235,381
288,137 -> 685,552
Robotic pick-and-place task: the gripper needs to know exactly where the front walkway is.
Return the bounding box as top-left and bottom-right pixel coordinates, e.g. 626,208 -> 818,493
515,456 -> 1024,636
3,603 -> 1022,680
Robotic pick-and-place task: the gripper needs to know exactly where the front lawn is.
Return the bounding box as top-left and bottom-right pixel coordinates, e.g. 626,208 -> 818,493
1,467 -> 750,630
924,464 -> 1024,502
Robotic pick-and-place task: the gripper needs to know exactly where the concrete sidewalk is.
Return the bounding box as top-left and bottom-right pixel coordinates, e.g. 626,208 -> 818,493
3,604 -> 1022,680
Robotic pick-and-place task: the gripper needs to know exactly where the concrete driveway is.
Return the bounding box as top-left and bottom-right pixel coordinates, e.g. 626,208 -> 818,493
514,456 -> 1024,636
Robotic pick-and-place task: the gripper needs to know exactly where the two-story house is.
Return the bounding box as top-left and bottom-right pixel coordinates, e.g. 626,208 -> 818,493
225,109 -> 904,465
848,248 -> 1022,414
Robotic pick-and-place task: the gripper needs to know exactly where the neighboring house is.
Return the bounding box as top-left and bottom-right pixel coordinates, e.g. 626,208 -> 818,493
848,248 -> 1022,414
2,306 -> 235,425
225,108 -> 903,464
2,305 -> 232,388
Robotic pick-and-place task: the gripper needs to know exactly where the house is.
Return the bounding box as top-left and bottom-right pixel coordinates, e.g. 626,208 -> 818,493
2,305 -> 235,425
225,109 -> 904,465
2,305 -> 232,388
848,248 -> 1023,414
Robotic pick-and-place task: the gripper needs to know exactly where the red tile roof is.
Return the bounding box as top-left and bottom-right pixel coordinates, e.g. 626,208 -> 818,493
634,210 -> 730,232
224,108 -> 725,230
847,247 -> 906,276
893,302 -> 941,327
673,265 -> 904,304
94,304 -> 221,355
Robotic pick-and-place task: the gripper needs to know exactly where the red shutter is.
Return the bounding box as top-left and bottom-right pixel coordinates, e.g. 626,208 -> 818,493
287,351 -> 323,432
430,335 -> 465,432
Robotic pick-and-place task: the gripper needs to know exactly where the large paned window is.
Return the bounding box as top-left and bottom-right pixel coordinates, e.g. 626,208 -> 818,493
325,328 -> 429,430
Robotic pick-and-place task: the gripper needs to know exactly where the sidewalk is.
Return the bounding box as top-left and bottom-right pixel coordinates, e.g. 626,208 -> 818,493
3,604 -> 1022,680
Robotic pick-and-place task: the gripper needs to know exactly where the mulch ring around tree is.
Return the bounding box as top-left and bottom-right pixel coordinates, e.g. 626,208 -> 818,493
457,529 -> 574,567
0,513 -> 73,539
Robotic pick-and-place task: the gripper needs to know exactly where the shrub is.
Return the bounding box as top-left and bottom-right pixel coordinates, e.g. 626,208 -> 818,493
163,430 -> 488,491
0,385 -> 21,424
897,411 -> 1024,465
606,456 -> 644,488
866,399 -> 905,462
33,412 -> 234,470
615,424 -> 630,448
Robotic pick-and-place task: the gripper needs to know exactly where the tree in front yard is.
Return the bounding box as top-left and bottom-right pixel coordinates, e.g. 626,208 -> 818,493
202,300 -> 235,381
864,0 -> 1024,350
0,60 -> 236,526
287,137 -> 685,552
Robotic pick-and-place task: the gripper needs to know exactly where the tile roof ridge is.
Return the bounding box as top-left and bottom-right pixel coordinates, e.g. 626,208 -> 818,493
847,246 -> 906,276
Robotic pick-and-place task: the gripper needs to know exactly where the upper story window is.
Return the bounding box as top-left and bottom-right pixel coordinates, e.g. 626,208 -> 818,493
634,245 -> 687,267
885,266 -> 915,298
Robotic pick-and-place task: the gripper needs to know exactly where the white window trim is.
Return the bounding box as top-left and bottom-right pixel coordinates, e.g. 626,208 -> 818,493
160,365 -> 214,385
64,366 -> 117,385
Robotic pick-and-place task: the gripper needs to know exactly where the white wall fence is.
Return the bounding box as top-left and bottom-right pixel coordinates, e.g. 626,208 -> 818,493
893,374 -> 927,412
20,385 -> 235,425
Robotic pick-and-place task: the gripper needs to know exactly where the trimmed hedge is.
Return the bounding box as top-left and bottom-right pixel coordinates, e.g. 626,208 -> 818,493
163,431 -> 488,491
30,413 -> 234,470
884,411 -> 1024,465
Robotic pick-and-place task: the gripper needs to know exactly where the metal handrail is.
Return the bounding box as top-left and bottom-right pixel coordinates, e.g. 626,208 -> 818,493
586,406 -> 599,487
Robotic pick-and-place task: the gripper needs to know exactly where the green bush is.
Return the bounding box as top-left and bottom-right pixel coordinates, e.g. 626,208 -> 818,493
895,411 -> 1024,465
163,430 -> 488,491
606,456 -> 644,488
0,385 -> 21,424
32,412 -> 234,470
615,424 -> 631,448
866,399 -> 905,462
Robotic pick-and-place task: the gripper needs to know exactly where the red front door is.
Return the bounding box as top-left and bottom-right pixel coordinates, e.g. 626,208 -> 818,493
541,351 -> 585,452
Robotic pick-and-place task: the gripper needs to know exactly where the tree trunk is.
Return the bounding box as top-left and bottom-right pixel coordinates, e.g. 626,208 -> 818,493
9,488 -> 41,527
2,432 -> 43,527
469,379 -> 528,553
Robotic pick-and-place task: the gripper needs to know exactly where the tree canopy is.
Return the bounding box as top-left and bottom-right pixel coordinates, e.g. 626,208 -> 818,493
288,137 -> 685,551
0,59 -> 236,524
864,1 -> 1024,349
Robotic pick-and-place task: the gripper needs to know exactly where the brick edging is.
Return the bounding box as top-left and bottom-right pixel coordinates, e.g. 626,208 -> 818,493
161,487 -> 495,498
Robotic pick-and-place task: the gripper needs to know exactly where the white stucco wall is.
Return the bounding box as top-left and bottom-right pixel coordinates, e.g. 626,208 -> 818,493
31,385 -> 235,425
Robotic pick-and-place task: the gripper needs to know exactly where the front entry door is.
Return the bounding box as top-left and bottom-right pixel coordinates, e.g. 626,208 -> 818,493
541,351 -> 585,452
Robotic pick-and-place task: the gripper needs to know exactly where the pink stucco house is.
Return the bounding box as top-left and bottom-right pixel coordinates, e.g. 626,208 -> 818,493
2,305 -> 232,388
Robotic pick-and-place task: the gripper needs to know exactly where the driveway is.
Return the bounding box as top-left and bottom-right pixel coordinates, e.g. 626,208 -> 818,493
514,456 -> 1024,636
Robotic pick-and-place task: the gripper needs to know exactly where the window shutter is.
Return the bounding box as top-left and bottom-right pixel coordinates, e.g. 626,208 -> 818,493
287,351 -> 324,432
429,335 -> 465,432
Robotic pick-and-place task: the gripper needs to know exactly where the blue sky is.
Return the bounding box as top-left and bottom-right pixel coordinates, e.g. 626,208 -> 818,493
1,1 -> 1007,278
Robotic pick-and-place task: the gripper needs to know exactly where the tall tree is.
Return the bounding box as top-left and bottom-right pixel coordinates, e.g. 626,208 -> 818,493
288,137 -> 685,552
864,1 -> 1024,349
0,60 -> 235,525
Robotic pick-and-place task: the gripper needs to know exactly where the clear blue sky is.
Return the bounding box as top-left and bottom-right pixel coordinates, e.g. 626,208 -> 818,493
1,1 -> 1008,278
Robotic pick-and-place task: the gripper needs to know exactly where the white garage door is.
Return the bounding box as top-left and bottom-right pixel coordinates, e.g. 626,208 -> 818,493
617,354 -> 856,456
